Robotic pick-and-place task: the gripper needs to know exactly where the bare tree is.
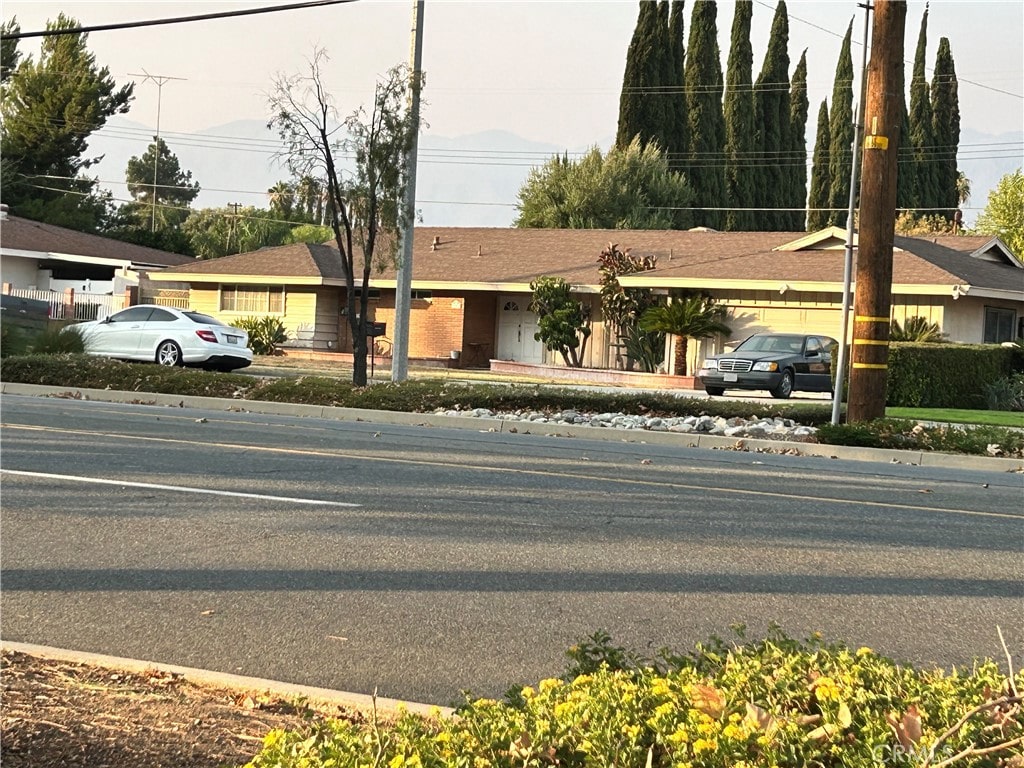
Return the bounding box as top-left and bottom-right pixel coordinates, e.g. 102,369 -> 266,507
268,48 -> 417,385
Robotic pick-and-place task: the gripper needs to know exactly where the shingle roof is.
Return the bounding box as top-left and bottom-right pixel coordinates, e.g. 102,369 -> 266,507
158,243 -> 347,280
0,215 -> 195,267
398,228 -> 804,286
150,227 -> 1024,294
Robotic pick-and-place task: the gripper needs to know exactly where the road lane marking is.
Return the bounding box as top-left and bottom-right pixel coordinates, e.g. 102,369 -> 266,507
0,469 -> 359,507
2,424 -> 1019,520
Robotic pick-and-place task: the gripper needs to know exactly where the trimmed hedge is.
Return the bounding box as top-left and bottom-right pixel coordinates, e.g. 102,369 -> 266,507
833,342 -> 1024,409
244,630 -> 1024,768
886,343 -> 1023,409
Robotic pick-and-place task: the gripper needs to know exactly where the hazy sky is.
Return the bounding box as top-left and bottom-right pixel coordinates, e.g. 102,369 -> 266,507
4,0 -> 1023,220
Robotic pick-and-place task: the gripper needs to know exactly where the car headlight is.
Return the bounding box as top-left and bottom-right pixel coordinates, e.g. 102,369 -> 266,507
752,361 -> 779,372
702,359 -> 718,370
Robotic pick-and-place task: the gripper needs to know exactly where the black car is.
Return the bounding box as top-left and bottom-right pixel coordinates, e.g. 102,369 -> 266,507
698,333 -> 838,398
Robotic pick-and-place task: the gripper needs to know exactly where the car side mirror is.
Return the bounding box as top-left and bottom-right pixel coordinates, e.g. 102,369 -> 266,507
100,314 -> 112,323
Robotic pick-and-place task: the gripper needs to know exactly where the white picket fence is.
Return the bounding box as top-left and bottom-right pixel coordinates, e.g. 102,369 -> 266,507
3,289 -> 126,321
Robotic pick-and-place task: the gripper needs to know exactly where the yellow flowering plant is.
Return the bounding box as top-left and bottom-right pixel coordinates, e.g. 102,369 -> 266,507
246,628 -> 1023,768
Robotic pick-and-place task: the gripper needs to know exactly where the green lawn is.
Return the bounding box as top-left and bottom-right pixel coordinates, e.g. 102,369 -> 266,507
886,407 -> 1024,428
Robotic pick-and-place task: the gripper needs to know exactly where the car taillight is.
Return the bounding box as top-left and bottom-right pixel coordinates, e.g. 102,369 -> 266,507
196,330 -> 218,342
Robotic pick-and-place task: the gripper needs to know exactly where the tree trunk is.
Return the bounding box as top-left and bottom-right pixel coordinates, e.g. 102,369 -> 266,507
673,336 -> 689,375
352,332 -> 368,386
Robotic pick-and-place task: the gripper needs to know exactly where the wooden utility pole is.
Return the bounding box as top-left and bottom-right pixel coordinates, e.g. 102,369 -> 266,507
847,0 -> 906,422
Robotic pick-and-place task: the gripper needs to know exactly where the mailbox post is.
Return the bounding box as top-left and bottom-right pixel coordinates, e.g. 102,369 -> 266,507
367,321 -> 387,378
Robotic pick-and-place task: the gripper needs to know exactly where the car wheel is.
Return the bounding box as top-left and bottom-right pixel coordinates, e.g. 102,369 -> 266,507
156,340 -> 183,367
770,370 -> 794,399
704,386 -> 725,396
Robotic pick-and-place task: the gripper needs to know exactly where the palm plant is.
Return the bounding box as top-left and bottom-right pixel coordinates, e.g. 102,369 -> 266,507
639,295 -> 731,375
890,316 -> 946,342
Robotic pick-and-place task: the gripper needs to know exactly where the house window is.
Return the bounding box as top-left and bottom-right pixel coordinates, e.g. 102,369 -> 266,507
220,285 -> 284,314
983,307 -> 1016,343
353,288 -> 381,300
411,290 -> 432,301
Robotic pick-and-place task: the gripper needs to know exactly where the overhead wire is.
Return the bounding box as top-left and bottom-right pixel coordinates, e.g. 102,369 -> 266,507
4,1 -> 1017,217
0,0 -> 359,40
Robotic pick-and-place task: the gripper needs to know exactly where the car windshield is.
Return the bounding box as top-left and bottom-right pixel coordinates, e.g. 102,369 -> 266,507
733,335 -> 804,354
182,311 -> 227,327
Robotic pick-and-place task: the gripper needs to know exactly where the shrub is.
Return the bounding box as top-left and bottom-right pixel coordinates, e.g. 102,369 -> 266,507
887,343 -> 1020,408
816,418 -> 1024,457
0,354 -> 254,397
30,325 -> 87,355
0,322 -> 29,358
983,374 -> 1024,411
246,629 -> 1024,768
237,316 -> 289,356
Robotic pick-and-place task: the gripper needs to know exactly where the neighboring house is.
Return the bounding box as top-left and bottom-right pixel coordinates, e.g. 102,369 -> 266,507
146,227 -> 1024,371
0,209 -> 194,313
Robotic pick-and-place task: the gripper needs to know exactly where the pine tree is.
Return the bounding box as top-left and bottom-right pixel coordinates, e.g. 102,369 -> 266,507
654,1 -> 674,150
787,49 -> 809,231
806,100 -> 831,231
666,0 -> 688,165
123,136 -> 201,230
826,20 -> 854,228
931,37 -> 960,223
908,6 -> 937,213
617,2 -> 665,149
0,13 -> 133,229
685,0 -> 727,229
753,1 -> 791,230
723,0 -> 755,231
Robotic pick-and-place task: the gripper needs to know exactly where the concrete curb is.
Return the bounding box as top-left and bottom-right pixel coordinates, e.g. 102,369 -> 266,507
1,641 -> 453,718
3,382 -> 1022,472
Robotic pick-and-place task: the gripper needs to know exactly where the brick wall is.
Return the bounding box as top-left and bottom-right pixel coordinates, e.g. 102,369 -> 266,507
374,292 -> 466,359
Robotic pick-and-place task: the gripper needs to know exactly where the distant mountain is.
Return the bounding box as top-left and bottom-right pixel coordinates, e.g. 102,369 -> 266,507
89,118 -> 579,227
86,118 -> 1019,230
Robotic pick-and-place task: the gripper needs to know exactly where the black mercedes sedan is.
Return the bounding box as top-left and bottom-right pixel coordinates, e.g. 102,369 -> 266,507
697,333 -> 838,398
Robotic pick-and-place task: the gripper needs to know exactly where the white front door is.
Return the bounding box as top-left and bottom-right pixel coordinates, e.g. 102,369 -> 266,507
496,296 -> 543,363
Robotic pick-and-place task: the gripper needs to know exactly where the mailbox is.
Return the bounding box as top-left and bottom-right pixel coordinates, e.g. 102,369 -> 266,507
367,321 -> 387,338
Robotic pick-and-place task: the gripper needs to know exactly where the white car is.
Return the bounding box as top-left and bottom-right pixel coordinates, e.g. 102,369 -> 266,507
73,305 -> 253,371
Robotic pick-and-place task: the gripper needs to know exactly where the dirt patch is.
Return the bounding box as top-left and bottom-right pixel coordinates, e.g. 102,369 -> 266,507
1,649 -> 361,767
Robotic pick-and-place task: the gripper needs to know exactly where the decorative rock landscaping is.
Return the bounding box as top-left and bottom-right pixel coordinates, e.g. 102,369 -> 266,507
436,407 -> 818,441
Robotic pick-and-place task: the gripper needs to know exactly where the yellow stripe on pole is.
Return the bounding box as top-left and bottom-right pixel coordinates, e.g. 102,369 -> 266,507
855,315 -> 890,323
853,339 -> 889,345
852,363 -> 888,369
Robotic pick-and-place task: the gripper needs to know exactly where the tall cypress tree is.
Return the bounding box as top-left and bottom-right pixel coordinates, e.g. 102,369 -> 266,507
908,6 -> 937,213
806,100 -> 831,231
753,1 -> 791,231
896,60 -> 918,214
617,2 -> 665,149
826,20 -> 854,228
787,49 -> 809,231
724,0 -> 755,231
655,1 -> 674,150
667,1 -> 688,168
931,37 -> 960,223
684,0 -> 726,229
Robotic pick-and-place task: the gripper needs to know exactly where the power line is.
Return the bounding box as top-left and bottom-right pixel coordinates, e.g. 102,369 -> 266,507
0,0 -> 359,41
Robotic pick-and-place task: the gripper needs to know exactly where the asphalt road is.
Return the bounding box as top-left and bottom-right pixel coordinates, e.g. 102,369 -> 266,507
1,394 -> 1021,706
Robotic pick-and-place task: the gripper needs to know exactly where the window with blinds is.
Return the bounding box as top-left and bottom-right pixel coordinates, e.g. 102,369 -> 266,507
220,286 -> 284,313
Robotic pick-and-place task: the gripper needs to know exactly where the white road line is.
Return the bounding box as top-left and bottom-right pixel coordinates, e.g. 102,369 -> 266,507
1,470 -> 360,507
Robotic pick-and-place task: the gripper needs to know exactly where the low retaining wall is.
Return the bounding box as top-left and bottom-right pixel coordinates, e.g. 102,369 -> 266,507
489,360 -> 698,389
